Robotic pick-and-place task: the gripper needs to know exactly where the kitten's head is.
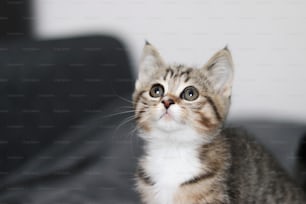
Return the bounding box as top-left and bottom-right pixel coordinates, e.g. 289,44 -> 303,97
133,42 -> 233,141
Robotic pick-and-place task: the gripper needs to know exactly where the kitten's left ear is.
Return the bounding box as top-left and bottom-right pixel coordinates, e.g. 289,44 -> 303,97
202,47 -> 234,97
138,41 -> 166,81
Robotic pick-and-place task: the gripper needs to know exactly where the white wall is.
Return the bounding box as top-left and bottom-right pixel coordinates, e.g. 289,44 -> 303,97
33,0 -> 306,122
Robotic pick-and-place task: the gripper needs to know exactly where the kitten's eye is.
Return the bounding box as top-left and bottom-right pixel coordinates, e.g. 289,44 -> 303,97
149,84 -> 164,98
181,86 -> 199,101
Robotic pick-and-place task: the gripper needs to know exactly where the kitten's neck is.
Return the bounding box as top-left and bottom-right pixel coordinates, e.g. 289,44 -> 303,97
142,127 -> 212,148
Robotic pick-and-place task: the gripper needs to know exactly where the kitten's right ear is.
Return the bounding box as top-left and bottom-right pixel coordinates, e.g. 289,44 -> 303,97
138,42 -> 166,81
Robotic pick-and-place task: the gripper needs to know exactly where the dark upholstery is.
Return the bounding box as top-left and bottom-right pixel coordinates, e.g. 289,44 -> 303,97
0,36 -> 134,177
0,0 -> 32,40
0,98 -> 141,204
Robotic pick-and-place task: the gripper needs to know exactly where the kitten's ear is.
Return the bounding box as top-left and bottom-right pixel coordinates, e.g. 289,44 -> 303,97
138,41 -> 166,81
202,47 -> 234,97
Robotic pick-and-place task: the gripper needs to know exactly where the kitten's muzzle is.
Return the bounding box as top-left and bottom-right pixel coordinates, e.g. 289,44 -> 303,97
162,98 -> 175,109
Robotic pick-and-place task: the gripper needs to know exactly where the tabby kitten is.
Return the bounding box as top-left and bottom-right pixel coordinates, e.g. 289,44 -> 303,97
133,42 -> 306,204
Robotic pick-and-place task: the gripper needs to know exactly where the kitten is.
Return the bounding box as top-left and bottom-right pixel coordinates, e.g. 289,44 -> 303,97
133,42 -> 306,204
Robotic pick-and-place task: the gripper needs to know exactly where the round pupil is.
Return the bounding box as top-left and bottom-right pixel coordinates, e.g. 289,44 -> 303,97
188,90 -> 193,96
155,87 -> 161,94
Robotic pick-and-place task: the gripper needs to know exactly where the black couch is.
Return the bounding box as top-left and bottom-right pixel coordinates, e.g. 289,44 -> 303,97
0,36 -> 141,203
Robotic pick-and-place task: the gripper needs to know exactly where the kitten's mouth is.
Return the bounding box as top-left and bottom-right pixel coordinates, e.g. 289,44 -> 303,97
159,111 -> 173,121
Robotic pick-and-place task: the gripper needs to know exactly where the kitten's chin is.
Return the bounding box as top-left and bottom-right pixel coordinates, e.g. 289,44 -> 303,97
152,106 -> 186,132
155,118 -> 184,132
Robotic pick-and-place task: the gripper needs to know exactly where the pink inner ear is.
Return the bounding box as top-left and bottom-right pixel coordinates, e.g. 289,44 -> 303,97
221,85 -> 232,98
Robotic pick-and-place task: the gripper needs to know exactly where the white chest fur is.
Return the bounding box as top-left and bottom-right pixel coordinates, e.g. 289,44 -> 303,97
143,129 -> 204,204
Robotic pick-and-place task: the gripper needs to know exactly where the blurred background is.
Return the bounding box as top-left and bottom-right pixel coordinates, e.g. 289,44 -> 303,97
33,0 -> 306,122
0,0 -> 305,203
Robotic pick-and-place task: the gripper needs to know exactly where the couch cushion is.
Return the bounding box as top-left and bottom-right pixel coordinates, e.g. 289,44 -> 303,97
0,36 -> 134,175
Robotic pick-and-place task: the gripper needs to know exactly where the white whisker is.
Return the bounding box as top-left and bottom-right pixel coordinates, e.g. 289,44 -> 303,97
114,115 -> 136,134
119,105 -> 134,109
102,110 -> 135,119
114,94 -> 134,104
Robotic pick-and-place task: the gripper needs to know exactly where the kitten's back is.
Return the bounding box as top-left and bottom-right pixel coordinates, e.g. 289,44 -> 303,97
224,128 -> 306,203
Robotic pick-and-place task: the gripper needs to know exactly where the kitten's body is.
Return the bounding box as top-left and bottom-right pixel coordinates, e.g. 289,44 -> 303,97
133,43 -> 305,204
137,128 -> 229,204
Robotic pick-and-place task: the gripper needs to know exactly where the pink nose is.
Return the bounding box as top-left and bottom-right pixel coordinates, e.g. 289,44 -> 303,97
162,99 -> 175,109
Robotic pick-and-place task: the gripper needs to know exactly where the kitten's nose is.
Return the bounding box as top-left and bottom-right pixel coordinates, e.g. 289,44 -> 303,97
162,99 -> 175,109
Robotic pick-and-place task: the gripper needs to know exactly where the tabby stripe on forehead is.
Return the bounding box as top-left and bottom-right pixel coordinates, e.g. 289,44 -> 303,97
180,68 -> 192,82
204,96 -> 222,121
164,68 -> 174,80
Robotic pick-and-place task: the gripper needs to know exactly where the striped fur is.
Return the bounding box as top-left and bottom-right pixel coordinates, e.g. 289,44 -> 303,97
133,43 -> 306,204
133,43 -> 231,136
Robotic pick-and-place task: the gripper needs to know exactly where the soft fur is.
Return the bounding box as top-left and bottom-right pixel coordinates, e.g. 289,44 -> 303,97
133,43 -> 305,204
